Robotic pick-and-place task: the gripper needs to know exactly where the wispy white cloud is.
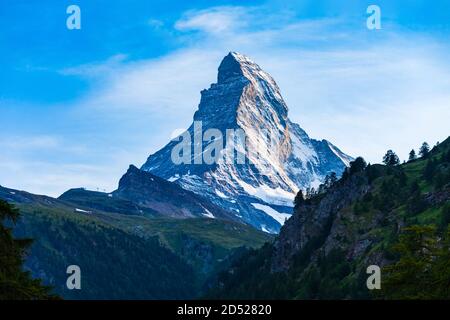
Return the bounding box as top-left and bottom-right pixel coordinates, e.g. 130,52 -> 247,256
0,159 -> 115,197
0,134 -> 91,155
175,6 -> 248,34
65,6 -> 450,163
253,40 -> 450,162
60,54 -> 129,78
0,135 -> 61,150
80,50 -> 218,115
148,19 -> 164,29
3,5 -> 450,196
0,137 -> 142,196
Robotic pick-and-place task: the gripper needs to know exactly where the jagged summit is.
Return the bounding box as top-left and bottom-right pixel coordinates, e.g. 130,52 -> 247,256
217,52 -> 245,83
141,52 -> 352,233
217,52 -> 274,84
218,52 -> 285,106
194,51 -> 287,131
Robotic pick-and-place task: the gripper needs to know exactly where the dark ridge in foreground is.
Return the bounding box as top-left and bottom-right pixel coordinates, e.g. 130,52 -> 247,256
207,137 -> 450,299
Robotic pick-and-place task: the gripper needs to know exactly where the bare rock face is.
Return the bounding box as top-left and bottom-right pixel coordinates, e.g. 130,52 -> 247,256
271,173 -> 371,272
114,165 -> 238,221
141,52 -> 352,233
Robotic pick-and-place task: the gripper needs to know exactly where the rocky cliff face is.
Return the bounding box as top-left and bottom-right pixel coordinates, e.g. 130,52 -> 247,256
114,165 -> 238,221
271,173 -> 372,272
142,52 -> 352,233
207,138 -> 450,299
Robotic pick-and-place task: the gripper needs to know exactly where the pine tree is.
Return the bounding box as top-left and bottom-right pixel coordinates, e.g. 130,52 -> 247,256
408,149 -> 417,162
423,159 -> 436,182
419,142 -> 430,158
324,175 -> 331,189
294,190 -> 305,209
445,149 -> 450,163
349,157 -> 367,174
0,200 -> 55,299
329,172 -> 338,186
381,226 -> 450,299
383,150 -> 400,166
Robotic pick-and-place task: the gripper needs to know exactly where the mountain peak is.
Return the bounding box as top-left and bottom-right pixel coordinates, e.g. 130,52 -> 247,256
218,52 -> 245,83
127,164 -> 139,171
217,51 -> 266,83
228,51 -> 255,64
142,52 -> 352,233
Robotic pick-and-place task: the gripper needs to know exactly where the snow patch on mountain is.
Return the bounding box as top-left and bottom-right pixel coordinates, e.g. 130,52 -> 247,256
327,141 -> 353,167
215,189 -> 229,199
202,208 -> 215,219
168,175 -> 180,182
75,208 -> 92,214
141,52 -> 352,232
238,179 -> 295,207
251,203 -> 291,226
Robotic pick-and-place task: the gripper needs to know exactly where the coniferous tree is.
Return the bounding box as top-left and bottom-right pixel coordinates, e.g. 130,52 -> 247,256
329,172 -> 338,186
349,157 -> 367,174
445,149 -> 450,163
382,226 -> 450,299
317,183 -> 326,195
419,142 -> 430,158
324,175 -> 331,189
383,150 -> 400,166
0,200 -> 54,299
408,149 -> 417,162
294,190 -> 305,209
423,159 -> 437,183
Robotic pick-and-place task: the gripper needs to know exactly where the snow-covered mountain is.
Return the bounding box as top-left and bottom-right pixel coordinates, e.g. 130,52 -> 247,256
141,52 -> 352,233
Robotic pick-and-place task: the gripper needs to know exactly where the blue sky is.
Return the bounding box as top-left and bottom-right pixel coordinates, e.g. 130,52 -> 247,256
1,0 -> 450,196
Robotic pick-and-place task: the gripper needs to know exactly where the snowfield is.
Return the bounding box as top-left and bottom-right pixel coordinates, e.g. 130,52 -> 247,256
251,203 -> 291,226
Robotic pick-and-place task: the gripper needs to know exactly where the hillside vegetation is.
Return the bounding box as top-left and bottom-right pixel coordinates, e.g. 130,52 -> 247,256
0,200 -> 54,299
208,137 -> 450,299
0,189 -> 271,299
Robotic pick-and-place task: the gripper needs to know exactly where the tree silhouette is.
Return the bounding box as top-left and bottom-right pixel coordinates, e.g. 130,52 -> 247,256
0,200 -> 55,299
408,149 -> 417,162
383,150 -> 400,166
294,190 -> 305,209
382,226 -> 450,299
419,142 -> 430,158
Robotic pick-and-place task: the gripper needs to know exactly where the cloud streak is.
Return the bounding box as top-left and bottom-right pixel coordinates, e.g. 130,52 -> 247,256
175,6 -> 249,34
2,4 -> 450,196
66,6 -> 450,162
